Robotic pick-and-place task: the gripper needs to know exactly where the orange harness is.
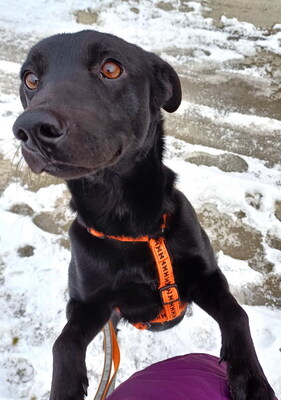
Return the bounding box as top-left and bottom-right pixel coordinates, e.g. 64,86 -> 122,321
88,215 -> 187,330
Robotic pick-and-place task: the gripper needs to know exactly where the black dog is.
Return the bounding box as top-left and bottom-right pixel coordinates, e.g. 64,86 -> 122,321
13,30 -> 275,400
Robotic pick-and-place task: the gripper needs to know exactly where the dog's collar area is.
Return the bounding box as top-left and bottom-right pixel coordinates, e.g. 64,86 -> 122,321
87,214 -> 167,242
87,214 -> 187,330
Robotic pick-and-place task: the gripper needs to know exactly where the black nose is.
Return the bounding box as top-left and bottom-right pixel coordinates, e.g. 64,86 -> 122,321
13,109 -> 65,146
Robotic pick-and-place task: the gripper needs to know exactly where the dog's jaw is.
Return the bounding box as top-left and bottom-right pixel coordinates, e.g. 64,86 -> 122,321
19,135 -> 127,179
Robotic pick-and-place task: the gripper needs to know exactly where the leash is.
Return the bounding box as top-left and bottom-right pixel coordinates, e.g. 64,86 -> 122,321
94,321 -> 120,400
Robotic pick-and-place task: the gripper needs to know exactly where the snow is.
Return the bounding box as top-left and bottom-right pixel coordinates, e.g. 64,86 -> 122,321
0,1 -> 280,399
0,61 -> 21,75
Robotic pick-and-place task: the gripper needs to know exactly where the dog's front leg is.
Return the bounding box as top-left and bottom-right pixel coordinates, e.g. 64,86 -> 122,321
50,298 -> 112,400
192,269 -> 275,400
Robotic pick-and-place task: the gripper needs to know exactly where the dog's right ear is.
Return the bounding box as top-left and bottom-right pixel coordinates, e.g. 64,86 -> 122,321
150,55 -> 182,113
20,84 -> 28,109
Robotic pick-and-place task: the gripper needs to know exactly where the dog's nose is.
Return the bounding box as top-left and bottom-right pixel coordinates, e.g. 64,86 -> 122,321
13,109 -> 65,146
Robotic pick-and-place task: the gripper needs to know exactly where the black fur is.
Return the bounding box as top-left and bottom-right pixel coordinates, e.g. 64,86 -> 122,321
13,30 -> 275,400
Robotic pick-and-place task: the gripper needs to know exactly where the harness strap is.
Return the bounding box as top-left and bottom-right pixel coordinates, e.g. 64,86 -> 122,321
87,215 -> 187,330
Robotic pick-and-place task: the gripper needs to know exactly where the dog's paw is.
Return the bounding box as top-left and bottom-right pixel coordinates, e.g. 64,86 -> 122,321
228,367 -> 275,400
50,324 -> 89,400
49,374 -> 88,400
49,349 -> 88,400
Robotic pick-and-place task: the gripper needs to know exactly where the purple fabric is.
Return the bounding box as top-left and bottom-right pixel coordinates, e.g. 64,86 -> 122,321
107,353 -> 231,400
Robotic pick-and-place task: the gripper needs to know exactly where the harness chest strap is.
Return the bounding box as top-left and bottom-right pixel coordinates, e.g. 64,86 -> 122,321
87,215 -> 187,330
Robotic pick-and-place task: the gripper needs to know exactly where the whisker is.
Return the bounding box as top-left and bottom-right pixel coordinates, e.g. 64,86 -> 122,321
14,157 -> 25,177
1,138 -> 17,144
1,146 -> 18,159
11,145 -> 22,164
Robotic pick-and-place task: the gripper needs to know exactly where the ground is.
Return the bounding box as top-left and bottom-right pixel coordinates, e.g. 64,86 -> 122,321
0,1 -> 280,399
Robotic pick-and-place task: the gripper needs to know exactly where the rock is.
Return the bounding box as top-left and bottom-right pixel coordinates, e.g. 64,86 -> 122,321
130,7 -> 140,14
275,200 -> 281,222
74,9 -> 99,25
178,1 -> 195,13
17,246 -> 35,257
20,168 -> 63,191
165,109 -> 281,167
58,237 -> 70,250
9,203 -> 34,216
266,233 -> 281,251
156,2 -> 175,11
0,155 -> 62,193
32,212 -> 71,235
248,249 -> 274,273
185,151 -> 248,173
197,203 -> 273,273
245,192 -> 263,210
202,0 -> 281,30
244,274 -> 281,308
234,210 -> 247,219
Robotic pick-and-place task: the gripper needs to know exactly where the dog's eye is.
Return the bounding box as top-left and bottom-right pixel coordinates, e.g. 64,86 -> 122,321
100,61 -> 123,79
24,72 -> 39,90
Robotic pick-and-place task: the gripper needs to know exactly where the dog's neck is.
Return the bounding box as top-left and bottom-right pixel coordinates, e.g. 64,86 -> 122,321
67,122 -> 176,237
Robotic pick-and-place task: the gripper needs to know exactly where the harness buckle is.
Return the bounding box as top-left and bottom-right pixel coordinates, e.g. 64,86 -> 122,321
159,284 -> 179,305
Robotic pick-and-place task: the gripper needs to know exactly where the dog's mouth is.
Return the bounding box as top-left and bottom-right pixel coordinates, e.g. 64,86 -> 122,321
21,144 -> 124,179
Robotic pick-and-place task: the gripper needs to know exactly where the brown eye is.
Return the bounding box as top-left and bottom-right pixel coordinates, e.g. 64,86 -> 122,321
24,72 -> 39,90
100,61 -> 122,79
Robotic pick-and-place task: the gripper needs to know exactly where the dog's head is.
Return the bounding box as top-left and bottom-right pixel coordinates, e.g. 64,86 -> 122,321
13,30 -> 181,179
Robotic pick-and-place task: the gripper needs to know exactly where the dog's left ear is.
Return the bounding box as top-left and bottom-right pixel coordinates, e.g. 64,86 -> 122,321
150,56 -> 182,113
